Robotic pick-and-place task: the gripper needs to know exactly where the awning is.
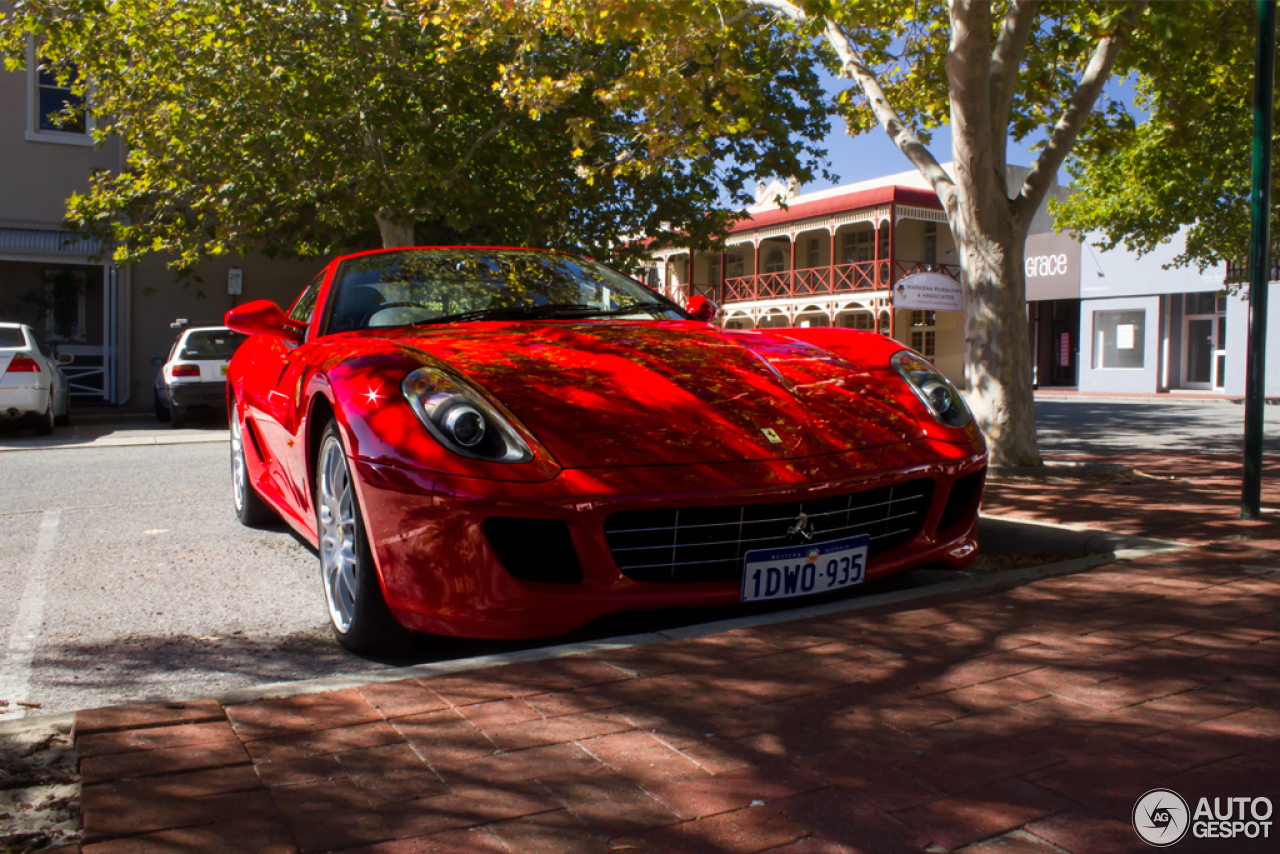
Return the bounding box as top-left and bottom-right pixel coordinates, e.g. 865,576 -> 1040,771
0,227 -> 103,257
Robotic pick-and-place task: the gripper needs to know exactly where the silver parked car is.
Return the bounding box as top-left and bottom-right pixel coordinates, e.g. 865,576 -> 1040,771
0,322 -> 70,435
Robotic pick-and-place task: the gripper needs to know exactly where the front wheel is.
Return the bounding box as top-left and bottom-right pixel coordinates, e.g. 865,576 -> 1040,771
230,404 -> 275,527
316,420 -> 405,653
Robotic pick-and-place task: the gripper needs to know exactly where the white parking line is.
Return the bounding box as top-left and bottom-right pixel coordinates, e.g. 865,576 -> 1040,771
0,509 -> 60,719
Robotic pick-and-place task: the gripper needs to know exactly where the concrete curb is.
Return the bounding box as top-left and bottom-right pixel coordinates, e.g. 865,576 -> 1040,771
6,513 -> 1188,725
0,432 -> 228,453
987,461 -> 1132,480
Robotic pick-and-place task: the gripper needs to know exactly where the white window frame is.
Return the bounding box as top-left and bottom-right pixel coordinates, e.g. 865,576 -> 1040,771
25,36 -> 95,146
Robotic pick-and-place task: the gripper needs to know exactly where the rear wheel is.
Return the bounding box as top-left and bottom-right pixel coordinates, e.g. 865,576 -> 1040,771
316,420 -> 404,653
32,395 -> 54,436
230,404 -> 274,527
155,390 -> 171,423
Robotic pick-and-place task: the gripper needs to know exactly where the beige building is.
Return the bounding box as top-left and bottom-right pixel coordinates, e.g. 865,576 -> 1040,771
647,167 -> 1075,389
0,48 -> 318,410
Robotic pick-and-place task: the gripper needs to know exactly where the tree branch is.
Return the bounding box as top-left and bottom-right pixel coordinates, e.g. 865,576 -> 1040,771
443,120 -> 508,185
826,18 -> 955,209
1015,1 -> 1147,225
988,0 -> 1040,176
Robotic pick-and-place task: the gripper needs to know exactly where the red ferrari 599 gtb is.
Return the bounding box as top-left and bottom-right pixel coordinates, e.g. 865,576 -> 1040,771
225,247 -> 986,652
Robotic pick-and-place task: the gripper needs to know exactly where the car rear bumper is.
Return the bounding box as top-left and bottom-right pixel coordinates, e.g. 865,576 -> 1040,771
350,437 -> 987,639
0,385 -> 47,419
166,381 -> 228,408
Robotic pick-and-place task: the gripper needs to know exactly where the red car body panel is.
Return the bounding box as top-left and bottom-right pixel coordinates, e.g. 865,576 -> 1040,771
227,248 -> 987,639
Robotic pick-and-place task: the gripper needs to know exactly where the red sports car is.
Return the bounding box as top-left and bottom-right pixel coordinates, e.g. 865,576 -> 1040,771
225,247 -> 986,652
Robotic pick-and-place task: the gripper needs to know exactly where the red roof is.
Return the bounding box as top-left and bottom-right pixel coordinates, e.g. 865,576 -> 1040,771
730,185 -> 942,232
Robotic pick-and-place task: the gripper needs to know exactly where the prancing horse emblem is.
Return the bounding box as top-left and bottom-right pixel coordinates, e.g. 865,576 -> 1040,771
787,511 -> 815,541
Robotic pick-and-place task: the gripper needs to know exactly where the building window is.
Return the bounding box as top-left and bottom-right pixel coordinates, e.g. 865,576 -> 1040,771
763,247 -> 786,273
1092,309 -> 1146,369
26,37 -> 93,144
910,330 -> 936,356
911,310 -> 936,327
29,269 -> 88,341
726,252 -> 744,277
807,238 -> 819,268
843,229 -> 873,263
924,223 -> 938,265
1185,292 -> 1225,316
37,61 -> 86,132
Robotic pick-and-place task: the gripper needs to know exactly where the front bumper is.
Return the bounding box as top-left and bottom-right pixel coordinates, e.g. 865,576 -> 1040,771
351,436 -> 987,639
166,381 -> 228,408
0,386 -> 48,419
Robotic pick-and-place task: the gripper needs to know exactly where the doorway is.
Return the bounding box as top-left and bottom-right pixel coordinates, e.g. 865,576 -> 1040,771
1181,294 -> 1226,390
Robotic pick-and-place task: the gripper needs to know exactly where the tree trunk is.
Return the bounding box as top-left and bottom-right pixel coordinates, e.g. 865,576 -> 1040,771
952,202 -> 1042,467
947,0 -> 1041,468
374,213 -> 415,248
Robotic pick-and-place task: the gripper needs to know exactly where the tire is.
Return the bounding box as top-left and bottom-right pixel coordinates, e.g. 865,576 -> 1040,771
155,390 -> 171,423
315,419 -> 406,653
230,404 -> 275,527
170,404 -> 187,429
32,395 -> 54,436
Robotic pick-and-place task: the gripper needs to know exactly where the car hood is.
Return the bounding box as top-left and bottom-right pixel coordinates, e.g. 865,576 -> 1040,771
382,321 -> 924,468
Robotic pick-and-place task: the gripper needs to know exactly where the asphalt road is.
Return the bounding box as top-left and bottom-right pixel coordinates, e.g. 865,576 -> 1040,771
1033,398 -> 1280,455
0,397 -> 1273,718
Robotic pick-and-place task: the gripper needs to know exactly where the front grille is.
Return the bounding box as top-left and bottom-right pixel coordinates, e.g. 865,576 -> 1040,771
605,479 -> 935,583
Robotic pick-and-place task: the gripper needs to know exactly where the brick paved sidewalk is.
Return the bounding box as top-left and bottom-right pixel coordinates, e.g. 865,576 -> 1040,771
42,453 -> 1280,854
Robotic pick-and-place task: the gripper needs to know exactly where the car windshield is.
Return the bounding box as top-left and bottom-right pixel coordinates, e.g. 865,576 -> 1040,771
0,328 -> 26,348
326,248 -> 687,333
180,330 -> 248,360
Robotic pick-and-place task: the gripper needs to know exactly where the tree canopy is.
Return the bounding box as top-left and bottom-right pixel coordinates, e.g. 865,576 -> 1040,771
0,0 -> 831,273
1053,2 -> 1267,276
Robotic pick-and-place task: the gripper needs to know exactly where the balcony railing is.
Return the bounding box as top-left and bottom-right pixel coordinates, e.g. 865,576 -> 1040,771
1226,257 -> 1280,284
718,259 -> 958,303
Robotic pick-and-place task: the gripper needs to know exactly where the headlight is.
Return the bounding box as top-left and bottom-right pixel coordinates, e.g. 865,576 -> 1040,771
890,350 -> 973,428
402,367 -> 533,462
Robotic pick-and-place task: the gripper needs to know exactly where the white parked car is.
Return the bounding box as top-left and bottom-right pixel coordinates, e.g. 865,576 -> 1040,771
154,324 -> 248,428
0,322 -> 71,435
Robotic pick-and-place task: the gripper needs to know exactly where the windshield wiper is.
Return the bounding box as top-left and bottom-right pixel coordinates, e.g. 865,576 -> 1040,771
547,301 -> 674,318
411,303 -> 619,326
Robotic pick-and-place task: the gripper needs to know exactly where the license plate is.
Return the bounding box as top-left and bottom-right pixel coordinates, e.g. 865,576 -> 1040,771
221,365 -> 229,376
741,534 -> 869,603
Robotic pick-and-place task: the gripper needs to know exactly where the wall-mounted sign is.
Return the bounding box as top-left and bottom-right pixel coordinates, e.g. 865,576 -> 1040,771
228,267 -> 244,296
1024,231 -> 1081,301
893,272 -> 964,312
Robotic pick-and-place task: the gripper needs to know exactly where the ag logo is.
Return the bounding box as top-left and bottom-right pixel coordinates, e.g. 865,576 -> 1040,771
1133,788 -> 1190,846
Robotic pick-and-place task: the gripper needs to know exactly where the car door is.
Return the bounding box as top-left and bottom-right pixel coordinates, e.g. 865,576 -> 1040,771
250,273 -> 327,518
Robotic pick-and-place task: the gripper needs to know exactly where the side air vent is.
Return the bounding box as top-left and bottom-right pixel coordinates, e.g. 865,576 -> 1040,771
938,468 -> 986,535
484,518 -> 583,584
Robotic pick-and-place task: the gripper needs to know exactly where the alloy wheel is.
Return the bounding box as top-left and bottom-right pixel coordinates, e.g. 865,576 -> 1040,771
230,411 -> 248,512
318,435 -> 359,634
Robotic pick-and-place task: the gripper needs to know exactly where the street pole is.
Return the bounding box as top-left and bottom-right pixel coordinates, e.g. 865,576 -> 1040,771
1243,0 -> 1277,520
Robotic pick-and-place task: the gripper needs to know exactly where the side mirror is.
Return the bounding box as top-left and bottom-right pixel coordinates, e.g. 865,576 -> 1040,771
685,295 -> 719,323
57,353 -> 74,364
225,300 -> 307,344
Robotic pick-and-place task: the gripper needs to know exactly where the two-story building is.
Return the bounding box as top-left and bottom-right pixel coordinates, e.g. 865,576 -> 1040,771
647,165 -> 1278,398
0,44 -> 316,410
